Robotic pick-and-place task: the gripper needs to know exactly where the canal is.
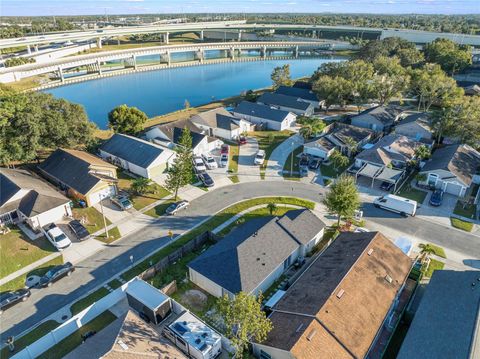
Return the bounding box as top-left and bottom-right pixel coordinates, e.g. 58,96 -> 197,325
45,56 -> 345,129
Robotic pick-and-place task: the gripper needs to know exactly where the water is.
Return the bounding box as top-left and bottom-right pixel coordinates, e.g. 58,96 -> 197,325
45,57 -> 345,129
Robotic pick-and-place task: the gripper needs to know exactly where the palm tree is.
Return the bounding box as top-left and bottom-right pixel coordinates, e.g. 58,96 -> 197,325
131,177 -> 151,195
299,124 -> 314,139
419,243 -> 435,261
330,149 -> 349,170
267,203 -> 277,215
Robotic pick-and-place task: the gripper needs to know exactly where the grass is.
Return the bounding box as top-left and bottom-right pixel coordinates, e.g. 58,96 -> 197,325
396,185 -> 428,204
70,287 -> 110,315
0,227 -> 56,279
107,279 -> 123,290
170,281 -> 218,321
320,161 -> 350,178
282,146 -> 303,180
453,201 -> 477,219
0,320 -> 60,359
228,143 -> 240,174
451,217 -> 474,232
121,196 -> 314,281
250,130 -> 294,179
37,310 -> 117,359
422,258 -> 445,278
420,243 -> 447,259
228,175 -> 240,183
95,226 -> 122,244
117,172 -> 170,210
0,255 -> 64,292
144,198 -> 176,218
72,207 -> 112,234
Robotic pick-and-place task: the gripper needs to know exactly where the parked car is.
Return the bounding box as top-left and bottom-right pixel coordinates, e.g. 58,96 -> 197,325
220,153 -> 229,168
111,195 -> 133,211
202,154 -> 218,169
68,220 -> 90,241
238,135 -> 247,145
38,262 -> 75,288
45,224 -> 72,250
166,200 -> 190,215
299,155 -> 309,168
198,172 -> 215,187
429,190 -> 444,207
193,156 -> 207,172
220,144 -> 230,155
380,181 -> 394,191
308,158 -> 321,170
254,150 -> 266,165
0,289 -> 31,314
354,227 -> 370,233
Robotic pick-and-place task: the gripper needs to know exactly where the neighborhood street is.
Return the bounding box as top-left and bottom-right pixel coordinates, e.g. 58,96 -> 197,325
1,180 -> 479,341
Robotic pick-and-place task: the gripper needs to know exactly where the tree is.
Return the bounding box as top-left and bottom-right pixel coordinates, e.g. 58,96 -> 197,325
312,75 -> 352,111
323,175 -> 360,226
299,118 -> 325,139
424,38 -> 472,75
267,203 -> 277,215
271,64 -> 292,89
372,56 -> 410,105
414,145 -> 431,161
217,292 -> 273,358
131,177 -> 151,195
356,37 -> 424,67
164,127 -> 193,199
330,149 -> 349,170
108,104 -> 147,135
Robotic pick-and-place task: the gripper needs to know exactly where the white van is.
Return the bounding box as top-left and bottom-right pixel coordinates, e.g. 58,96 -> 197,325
373,194 -> 417,217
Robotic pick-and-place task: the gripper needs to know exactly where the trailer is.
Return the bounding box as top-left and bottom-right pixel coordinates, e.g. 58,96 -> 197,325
373,194 -> 417,217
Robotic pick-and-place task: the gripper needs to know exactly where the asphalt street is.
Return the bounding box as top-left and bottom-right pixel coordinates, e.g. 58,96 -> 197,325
1,181 -> 479,340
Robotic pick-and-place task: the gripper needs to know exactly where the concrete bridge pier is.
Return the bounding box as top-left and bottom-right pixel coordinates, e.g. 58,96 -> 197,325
96,59 -> 102,75
97,37 -> 102,49
293,45 -> 299,58
195,49 -> 205,63
164,32 -> 170,44
132,55 -> 137,70
200,30 -> 204,41
229,47 -> 236,60
34,45 -> 39,52
57,66 -> 64,82
261,45 -> 267,59
27,45 -> 31,54
238,30 -> 242,41
160,51 -> 171,65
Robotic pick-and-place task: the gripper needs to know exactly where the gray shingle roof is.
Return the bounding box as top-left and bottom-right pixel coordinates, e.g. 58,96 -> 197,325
397,270 -> 480,359
100,134 -> 165,169
277,209 -> 326,245
258,92 -> 311,111
191,107 -> 239,131
353,105 -> 402,125
276,86 -> 318,102
154,119 -> 208,149
331,123 -> 374,145
355,134 -> 420,166
234,101 -> 291,123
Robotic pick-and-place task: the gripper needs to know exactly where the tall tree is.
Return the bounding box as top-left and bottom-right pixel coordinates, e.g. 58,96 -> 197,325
164,127 -> 193,199
312,75 -> 352,110
131,177 -> 152,195
108,104 -> 148,135
424,38 -> 472,75
330,149 -> 349,170
271,64 -> 292,89
356,37 -> 424,67
323,175 -> 360,226
299,118 -> 326,139
372,56 -> 410,105
217,292 -> 273,358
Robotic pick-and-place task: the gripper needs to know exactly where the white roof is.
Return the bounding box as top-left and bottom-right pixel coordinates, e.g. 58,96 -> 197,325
126,278 -> 170,311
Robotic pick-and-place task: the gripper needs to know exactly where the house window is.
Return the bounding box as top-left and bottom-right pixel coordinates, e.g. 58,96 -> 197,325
283,255 -> 292,270
260,350 -> 272,359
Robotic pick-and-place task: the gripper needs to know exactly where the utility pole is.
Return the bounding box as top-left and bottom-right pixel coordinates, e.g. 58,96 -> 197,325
99,196 -> 109,239
290,141 -> 294,176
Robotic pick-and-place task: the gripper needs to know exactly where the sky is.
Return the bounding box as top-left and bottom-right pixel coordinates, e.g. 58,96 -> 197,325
1,0 -> 479,16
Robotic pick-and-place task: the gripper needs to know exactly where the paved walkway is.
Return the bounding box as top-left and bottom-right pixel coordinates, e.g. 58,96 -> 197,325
0,252 -> 61,286
265,134 -> 304,181
237,136 -> 260,182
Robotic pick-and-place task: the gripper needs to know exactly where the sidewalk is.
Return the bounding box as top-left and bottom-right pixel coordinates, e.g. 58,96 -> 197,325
0,252 -> 61,286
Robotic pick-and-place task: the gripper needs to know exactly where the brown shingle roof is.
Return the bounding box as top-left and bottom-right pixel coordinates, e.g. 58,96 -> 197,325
263,232 -> 412,359
356,134 -> 420,166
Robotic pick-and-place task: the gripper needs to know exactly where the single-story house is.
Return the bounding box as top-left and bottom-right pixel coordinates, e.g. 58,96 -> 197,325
419,144 -> 480,197
253,231 -> 413,359
275,85 -> 322,108
99,134 -> 175,179
257,92 -> 315,116
232,101 -> 296,131
324,123 -> 375,157
292,81 -> 312,90
188,209 -> 326,298
351,105 -> 403,132
398,270 -> 480,359
303,136 -> 337,159
39,148 -> 118,207
394,112 -> 433,144
190,107 -> 252,141
144,118 -> 221,156
0,168 -> 72,231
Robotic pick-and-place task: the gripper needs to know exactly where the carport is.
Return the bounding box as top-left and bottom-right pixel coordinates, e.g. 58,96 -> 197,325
355,163 -> 383,187
375,167 -> 405,192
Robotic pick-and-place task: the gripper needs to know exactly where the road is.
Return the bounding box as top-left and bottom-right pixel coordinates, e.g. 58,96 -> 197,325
1,181 -> 479,340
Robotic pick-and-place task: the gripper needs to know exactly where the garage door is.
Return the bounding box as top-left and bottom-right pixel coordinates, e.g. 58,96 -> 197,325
148,163 -> 167,179
445,182 -> 464,197
89,185 -> 116,205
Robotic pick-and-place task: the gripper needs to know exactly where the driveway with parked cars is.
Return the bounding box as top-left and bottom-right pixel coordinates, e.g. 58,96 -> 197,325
237,137 -> 260,181
416,191 -> 458,226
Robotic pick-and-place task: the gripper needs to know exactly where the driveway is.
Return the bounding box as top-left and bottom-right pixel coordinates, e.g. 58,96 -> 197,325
265,134 -> 304,180
237,137 -> 260,182
416,191 -> 458,227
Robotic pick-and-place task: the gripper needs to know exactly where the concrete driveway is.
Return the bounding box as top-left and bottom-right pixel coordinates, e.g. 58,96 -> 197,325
238,137 -> 260,182
94,200 -> 132,224
416,191 -> 458,227
265,134 -> 304,180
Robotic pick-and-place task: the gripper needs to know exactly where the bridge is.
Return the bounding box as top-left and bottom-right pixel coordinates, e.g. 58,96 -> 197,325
2,20 -> 480,51
0,41 -> 334,84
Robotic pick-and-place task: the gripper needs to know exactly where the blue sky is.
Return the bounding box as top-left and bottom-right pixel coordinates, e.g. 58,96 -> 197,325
2,0 -> 479,16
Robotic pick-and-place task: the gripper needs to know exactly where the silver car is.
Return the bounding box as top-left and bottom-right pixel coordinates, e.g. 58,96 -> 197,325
111,195 -> 133,211
165,200 -> 190,215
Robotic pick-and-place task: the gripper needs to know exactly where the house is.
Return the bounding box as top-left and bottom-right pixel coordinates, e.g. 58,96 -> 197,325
351,105 -> 403,132
394,112 -> 433,143
99,134 -> 175,179
293,81 -> 312,90
276,85 -> 322,108
398,270 -> 480,359
257,92 -> 315,116
190,107 -> 252,141
188,209 -> 326,298
0,168 -> 72,231
145,118 -> 221,155
303,136 -> 337,159
253,231 -> 413,359
323,123 -> 375,157
419,144 -> 480,197
38,149 -> 118,207
232,101 -> 296,131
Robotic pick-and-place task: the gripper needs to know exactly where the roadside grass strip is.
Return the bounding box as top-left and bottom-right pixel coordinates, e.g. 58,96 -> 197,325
70,287 -> 110,315
450,217 -> 474,232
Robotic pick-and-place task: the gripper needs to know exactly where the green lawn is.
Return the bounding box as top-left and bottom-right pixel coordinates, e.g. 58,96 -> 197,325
228,175 -> 240,183
121,196 -> 314,281
0,227 -> 57,279
117,171 -> 170,210
420,243 -> 447,259
320,161 -> 350,178
107,279 -> 123,290
228,142 -> 240,174
453,201 -> 477,219
95,226 -> 121,244
283,146 -> 303,181
37,310 -> 117,359
70,287 -> 110,315
0,255 -> 64,292
144,198 -> 176,218
451,217 -> 474,232
396,185 -> 428,204
0,320 -> 60,359
422,258 -> 445,278
72,207 -> 112,234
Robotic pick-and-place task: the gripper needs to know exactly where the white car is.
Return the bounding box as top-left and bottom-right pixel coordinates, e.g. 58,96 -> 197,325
45,224 -> 72,250
202,154 -> 218,169
193,156 -> 207,172
254,150 -> 266,165
220,154 -> 229,168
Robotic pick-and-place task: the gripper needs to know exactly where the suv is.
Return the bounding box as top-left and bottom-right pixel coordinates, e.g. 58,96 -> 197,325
38,262 -> 75,288
198,172 -> 215,187
254,150 -> 266,165
193,156 -> 207,173
68,220 -> 90,241
111,195 -> 133,210
202,154 -> 218,169
0,289 -> 31,314
220,154 -> 229,168
45,224 -> 72,250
